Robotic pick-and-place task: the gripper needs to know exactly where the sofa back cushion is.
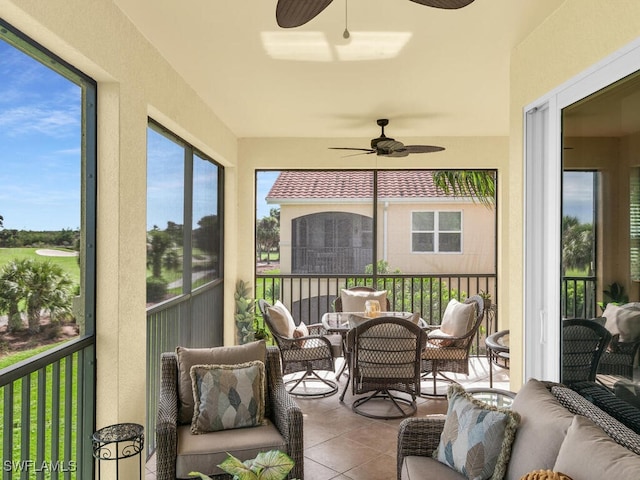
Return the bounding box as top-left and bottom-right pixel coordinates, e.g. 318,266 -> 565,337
175,341 -> 267,424
504,379 -> 574,480
553,415 -> 640,479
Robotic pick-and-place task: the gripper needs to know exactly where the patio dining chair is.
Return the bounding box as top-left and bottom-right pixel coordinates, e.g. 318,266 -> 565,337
342,316 -> 426,419
420,295 -> 485,396
258,299 -> 339,397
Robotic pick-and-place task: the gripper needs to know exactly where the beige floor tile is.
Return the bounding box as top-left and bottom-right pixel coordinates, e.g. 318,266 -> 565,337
305,435 -> 380,473
344,453 -> 398,480
303,457 -> 341,480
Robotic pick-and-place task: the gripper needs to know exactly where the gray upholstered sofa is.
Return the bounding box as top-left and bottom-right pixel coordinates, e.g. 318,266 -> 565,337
397,379 -> 640,480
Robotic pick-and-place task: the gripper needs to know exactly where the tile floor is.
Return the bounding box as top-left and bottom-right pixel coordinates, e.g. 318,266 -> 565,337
145,357 -> 510,480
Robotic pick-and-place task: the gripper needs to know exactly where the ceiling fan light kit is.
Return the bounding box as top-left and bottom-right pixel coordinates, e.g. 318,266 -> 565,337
330,119 -> 445,157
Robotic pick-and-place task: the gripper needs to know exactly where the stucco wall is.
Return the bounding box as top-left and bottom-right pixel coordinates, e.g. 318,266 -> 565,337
1,1 -> 238,476
509,0 -> 640,389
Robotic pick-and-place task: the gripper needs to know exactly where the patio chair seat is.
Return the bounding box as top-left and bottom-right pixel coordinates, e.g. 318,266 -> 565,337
175,422 -> 286,478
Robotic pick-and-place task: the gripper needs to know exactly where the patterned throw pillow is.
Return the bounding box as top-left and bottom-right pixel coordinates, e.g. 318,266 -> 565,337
190,360 -> 266,434
435,384 -> 520,480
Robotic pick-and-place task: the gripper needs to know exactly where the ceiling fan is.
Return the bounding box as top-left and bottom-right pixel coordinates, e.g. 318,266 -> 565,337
276,0 -> 476,28
330,119 -> 445,157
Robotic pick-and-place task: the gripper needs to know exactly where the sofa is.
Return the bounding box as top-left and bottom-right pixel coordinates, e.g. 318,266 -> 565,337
397,379 -> 640,480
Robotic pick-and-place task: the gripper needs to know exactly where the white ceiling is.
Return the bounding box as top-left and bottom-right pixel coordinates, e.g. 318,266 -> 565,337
114,0 -> 566,139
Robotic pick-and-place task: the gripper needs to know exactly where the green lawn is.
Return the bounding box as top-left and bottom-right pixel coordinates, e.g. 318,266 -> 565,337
0,247 -> 81,285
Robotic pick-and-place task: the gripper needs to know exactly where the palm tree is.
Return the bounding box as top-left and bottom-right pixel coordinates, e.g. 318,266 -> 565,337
432,171 -> 496,208
0,259 -> 27,332
22,259 -> 73,333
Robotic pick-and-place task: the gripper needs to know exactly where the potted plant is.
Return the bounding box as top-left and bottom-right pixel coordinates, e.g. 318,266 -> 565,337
479,290 -> 492,310
235,280 -> 255,344
597,281 -> 629,312
190,450 -> 296,480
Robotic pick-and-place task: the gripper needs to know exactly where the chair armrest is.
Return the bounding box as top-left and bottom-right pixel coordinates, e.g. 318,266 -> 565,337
397,416 -> 446,479
156,353 -> 179,480
266,348 -> 304,480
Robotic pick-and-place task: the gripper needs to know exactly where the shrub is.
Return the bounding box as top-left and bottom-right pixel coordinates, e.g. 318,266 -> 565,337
147,277 -> 168,303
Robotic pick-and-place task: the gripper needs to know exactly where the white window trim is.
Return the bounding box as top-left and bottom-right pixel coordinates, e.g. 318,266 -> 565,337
411,210 -> 462,254
524,36 -> 640,384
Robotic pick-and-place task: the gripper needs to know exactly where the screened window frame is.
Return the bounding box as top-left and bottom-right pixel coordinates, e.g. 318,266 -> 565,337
0,18 -> 97,480
411,210 -> 463,254
146,118 -> 224,304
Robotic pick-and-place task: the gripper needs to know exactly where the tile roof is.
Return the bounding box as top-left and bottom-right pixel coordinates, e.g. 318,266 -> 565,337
266,170 -> 449,200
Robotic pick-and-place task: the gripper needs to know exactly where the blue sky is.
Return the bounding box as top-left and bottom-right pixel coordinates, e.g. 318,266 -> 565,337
256,171 -> 280,219
563,171 -> 595,224
0,40 -> 81,231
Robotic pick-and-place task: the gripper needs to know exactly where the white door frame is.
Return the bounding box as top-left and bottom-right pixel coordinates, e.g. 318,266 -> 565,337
524,38 -> 640,382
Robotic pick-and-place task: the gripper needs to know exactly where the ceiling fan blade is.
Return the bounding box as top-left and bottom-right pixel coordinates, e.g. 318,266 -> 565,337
276,0 -> 334,28
409,0 -> 475,9
329,147 -> 376,153
384,150 -> 410,158
404,145 -> 446,153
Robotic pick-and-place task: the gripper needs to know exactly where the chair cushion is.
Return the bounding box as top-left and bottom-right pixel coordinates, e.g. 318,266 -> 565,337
602,303 -> 640,342
505,379 -> 574,480
340,288 -> 387,313
435,384 -> 520,480
440,299 -> 475,337
267,300 -> 296,338
175,422 -> 286,478
175,341 -> 266,424
553,415 -> 640,480
401,455 -> 466,480
190,361 -> 265,433
292,321 -> 309,347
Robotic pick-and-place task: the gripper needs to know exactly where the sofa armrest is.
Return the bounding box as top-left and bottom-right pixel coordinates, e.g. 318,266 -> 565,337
397,416 -> 446,480
266,347 -> 304,480
156,352 -> 179,480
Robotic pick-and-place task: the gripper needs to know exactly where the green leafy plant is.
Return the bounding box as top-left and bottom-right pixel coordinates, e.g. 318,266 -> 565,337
190,450 -> 296,480
235,280 -> 256,344
597,281 -> 629,312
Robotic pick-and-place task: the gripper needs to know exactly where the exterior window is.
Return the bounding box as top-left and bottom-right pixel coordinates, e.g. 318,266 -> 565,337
412,211 -> 462,253
146,121 -> 223,306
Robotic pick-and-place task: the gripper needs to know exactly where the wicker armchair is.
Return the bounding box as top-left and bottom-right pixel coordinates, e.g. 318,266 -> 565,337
562,318 -> 611,385
421,295 -> 484,396
156,346 -> 303,480
258,299 -> 339,397
342,316 -> 426,418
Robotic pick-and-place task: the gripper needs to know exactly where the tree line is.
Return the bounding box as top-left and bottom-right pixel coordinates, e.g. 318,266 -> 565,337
0,228 -> 79,248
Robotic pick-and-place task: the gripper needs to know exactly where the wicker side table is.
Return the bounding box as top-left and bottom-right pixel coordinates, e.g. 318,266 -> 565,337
92,423 -> 144,479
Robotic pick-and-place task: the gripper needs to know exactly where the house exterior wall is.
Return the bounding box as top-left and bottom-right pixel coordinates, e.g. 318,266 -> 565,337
509,0 -> 640,389
276,199 -> 495,275
383,201 -> 495,274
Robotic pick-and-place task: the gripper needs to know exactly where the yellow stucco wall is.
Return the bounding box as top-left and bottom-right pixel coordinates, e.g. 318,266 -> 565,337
508,0 -> 640,389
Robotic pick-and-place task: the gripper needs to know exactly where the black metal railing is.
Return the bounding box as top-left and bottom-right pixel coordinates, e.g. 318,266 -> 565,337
0,336 -> 95,480
255,273 -> 497,354
561,276 -> 597,319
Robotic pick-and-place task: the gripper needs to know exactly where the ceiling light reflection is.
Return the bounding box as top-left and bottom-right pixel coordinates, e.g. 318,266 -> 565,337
261,32 -> 332,62
261,31 -> 412,62
336,32 -> 412,61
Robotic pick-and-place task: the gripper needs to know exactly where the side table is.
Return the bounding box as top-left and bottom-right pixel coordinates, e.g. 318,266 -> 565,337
92,423 -> 144,479
485,329 -> 510,388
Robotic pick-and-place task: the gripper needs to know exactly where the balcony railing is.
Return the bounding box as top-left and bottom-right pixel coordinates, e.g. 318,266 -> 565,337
0,336 -> 95,480
255,273 -> 498,354
561,276 -> 597,319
